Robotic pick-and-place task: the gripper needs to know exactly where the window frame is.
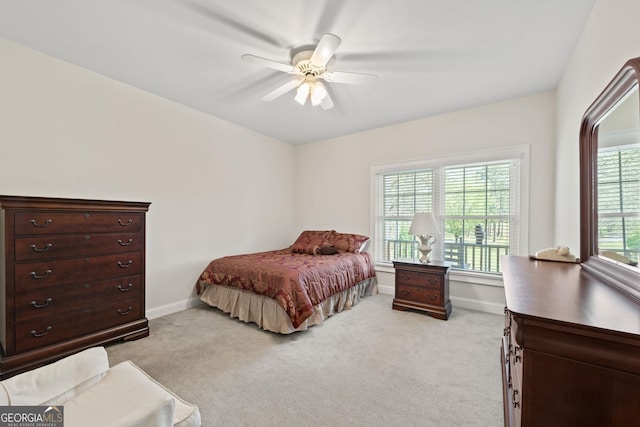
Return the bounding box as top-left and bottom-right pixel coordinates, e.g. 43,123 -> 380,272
370,145 -> 530,276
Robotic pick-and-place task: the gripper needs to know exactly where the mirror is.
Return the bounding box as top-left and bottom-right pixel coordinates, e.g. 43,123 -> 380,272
580,57 -> 640,301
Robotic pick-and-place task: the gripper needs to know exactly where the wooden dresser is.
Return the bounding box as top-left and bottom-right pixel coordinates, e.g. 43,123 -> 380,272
0,195 -> 151,378
501,256 -> 640,427
392,259 -> 451,320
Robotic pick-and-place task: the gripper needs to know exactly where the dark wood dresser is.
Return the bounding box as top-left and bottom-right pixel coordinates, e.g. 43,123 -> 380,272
0,195 -> 151,378
392,259 -> 451,320
501,256 -> 640,427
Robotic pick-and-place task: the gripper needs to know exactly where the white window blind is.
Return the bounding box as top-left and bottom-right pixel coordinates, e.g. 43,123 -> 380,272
374,170 -> 434,264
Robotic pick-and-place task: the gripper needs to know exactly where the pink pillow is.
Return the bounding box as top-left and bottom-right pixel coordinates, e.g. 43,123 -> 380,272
328,232 -> 370,253
291,230 -> 333,255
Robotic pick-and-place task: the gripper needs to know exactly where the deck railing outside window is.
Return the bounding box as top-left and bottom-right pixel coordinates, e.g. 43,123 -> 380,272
385,239 -> 510,273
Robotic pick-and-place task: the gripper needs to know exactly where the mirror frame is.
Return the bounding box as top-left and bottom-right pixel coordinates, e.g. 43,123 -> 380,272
580,56 -> 640,302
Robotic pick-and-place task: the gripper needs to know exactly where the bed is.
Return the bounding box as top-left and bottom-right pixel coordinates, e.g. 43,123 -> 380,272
196,230 -> 377,333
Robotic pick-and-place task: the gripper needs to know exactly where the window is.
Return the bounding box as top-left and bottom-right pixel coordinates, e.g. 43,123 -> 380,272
372,147 -> 527,274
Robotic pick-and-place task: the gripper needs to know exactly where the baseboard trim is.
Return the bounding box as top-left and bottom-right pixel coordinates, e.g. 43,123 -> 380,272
377,284 -> 503,315
451,296 -> 504,315
147,297 -> 204,320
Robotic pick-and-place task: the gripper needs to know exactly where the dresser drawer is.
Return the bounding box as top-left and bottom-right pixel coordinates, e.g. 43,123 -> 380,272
14,233 -> 142,261
396,270 -> 442,290
15,298 -> 142,353
396,283 -> 443,305
14,253 -> 141,291
15,276 -> 141,322
14,212 -> 143,235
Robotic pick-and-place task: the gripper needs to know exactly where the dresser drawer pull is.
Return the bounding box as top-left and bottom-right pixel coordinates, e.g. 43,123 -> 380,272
118,306 -> 133,316
118,283 -> 133,292
118,260 -> 133,268
30,270 -> 52,279
118,239 -> 134,246
400,289 -> 410,296
30,243 -> 53,252
30,326 -> 52,337
31,298 -> 53,308
514,346 -> 522,362
29,219 -> 52,227
118,219 -> 133,226
427,277 -> 438,285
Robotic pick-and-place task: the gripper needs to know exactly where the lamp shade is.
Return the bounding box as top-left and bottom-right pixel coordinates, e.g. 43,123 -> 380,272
409,212 -> 440,236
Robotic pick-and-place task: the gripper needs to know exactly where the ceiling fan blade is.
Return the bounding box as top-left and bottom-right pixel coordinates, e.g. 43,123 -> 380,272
310,33 -> 342,67
262,79 -> 303,101
242,54 -> 296,74
320,71 -> 379,85
320,92 -> 334,110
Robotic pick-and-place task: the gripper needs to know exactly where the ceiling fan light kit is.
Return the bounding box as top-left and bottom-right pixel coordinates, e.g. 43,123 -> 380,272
295,79 -> 328,106
241,33 -> 379,110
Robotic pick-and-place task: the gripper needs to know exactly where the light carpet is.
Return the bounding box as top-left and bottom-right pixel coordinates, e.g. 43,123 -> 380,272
106,294 -> 504,426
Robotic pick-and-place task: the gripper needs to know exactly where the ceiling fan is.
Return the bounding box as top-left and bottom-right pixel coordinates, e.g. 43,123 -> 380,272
241,33 -> 379,110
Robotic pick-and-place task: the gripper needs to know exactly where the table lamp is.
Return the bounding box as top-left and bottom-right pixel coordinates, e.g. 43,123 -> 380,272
409,212 -> 440,263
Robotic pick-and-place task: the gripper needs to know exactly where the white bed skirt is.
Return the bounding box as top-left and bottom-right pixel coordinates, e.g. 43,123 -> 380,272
198,277 -> 378,334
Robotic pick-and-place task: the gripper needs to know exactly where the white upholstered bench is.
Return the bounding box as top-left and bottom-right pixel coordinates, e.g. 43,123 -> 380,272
0,347 -> 201,427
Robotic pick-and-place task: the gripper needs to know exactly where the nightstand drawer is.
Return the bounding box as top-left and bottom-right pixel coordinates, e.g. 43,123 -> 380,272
396,284 -> 443,305
396,270 -> 442,290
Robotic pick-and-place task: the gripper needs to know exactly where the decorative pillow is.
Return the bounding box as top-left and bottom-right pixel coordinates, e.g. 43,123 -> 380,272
319,245 -> 339,255
328,232 -> 370,253
291,230 -> 332,255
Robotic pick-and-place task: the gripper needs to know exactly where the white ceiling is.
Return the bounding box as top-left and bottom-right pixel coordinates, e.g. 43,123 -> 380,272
0,0 -> 596,145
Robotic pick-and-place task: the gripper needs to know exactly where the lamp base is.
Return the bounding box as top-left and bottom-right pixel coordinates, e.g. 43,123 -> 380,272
416,235 -> 436,263
417,248 -> 432,263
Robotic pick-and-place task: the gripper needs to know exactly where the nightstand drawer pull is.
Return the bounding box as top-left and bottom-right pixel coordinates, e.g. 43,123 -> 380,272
30,270 -> 52,279
118,238 -> 133,246
30,219 -> 52,227
31,298 -> 52,308
117,260 -> 133,268
30,326 -> 52,337
118,306 -> 133,316
400,289 -> 411,296
30,243 -> 53,252
118,219 -> 133,226
118,283 -> 133,292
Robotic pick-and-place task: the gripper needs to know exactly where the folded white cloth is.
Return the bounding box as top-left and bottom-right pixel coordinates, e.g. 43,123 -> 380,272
0,347 -> 108,406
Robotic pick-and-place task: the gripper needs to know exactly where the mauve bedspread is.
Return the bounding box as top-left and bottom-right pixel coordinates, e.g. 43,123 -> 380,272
196,248 -> 376,328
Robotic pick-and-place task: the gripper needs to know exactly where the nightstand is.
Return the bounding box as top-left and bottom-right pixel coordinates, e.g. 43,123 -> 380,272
392,259 -> 452,320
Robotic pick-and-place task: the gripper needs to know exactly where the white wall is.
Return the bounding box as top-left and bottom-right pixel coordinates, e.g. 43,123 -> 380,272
555,0 -> 640,249
294,92 -> 557,313
0,39 -> 297,317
